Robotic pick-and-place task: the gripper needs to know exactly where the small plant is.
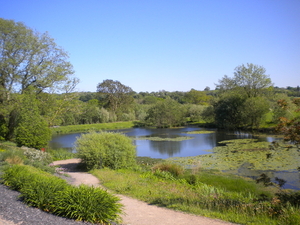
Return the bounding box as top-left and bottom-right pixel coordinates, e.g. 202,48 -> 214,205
22,147 -> 52,164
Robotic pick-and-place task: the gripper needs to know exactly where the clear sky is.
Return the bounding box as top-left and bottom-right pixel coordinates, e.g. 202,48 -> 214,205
1,0 -> 299,93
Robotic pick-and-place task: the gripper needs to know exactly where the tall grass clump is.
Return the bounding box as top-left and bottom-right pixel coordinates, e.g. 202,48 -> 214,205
152,162 -> 184,177
47,148 -> 75,161
1,164 -> 122,224
54,184 -> 122,223
76,131 -> 136,170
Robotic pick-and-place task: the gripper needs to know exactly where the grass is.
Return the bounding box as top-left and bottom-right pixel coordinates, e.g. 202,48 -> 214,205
51,121 -> 135,134
91,161 -> 300,225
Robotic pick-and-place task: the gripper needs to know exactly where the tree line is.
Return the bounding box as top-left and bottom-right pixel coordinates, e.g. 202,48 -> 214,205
0,18 -> 299,149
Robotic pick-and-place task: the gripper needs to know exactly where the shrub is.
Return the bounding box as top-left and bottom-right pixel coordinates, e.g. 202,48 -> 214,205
1,164 -> 122,223
20,174 -> 68,211
22,147 -> 53,164
76,131 -> 137,170
54,184 -> 122,224
152,162 -> 184,177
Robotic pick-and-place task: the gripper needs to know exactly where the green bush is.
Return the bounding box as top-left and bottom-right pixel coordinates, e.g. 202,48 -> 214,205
54,184 -> 122,223
76,131 -> 137,170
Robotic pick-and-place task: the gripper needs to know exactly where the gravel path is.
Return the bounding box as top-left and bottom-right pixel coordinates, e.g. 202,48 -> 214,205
0,159 -> 237,225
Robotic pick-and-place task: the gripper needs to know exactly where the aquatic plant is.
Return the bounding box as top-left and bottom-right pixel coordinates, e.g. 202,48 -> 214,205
133,136 -> 193,141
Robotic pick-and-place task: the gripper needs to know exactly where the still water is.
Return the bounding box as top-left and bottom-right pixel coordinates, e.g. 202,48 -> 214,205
49,127 -> 300,190
49,127 -> 275,158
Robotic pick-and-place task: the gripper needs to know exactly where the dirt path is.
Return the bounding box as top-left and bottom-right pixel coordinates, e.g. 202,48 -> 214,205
53,159 -> 237,225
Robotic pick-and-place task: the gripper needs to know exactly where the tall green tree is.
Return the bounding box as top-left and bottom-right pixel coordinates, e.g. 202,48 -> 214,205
214,63 -> 273,129
96,79 -> 134,119
216,63 -> 272,98
0,18 -> 76,100
145,97 -> 186,128
0,18 -> 77,139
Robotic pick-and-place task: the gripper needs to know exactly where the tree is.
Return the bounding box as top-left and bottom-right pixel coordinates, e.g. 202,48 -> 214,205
276,98 -> 300,146
96,79 -> 134,119
0,18 -> 76,101
185,89 -> 212,105
213,63 -> 273,129
145,97 -> 186,128
0,18 -> 78,139
14,92 -> 51,149
242,97 -> 270,128
216,63 -> 272,98
213,93 -> 246,129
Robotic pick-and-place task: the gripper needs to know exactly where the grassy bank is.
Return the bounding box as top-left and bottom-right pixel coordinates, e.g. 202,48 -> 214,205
92,159 -> 300,225
51,121 -> 135,134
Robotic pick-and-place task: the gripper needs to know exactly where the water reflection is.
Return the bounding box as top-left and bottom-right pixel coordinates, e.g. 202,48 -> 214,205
49,127 -> 300,190
150,140 -> 181,156
49,127 -> 277,158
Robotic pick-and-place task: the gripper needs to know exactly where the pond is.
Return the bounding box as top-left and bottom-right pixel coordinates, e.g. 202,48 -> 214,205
49,127 -> 276,158
49,127 -> 300,190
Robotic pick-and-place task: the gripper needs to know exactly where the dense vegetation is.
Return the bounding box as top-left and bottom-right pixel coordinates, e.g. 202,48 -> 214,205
76,131 -> 137,170
1,17 -> 300,225
0,19 -> 299,146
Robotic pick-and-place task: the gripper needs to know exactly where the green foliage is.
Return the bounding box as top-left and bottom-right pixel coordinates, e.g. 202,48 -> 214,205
216,63 -> 272,98
185,104 -> 207,122
214,93 -> 246,129
145,97 -> 186,128
0,148 -> 25,165
1,164 -> 122,224
213,63 -> 273,129
47,148 -> 75,161
184,89 -> 212,105
243,97 -> 270,128
54,184 -> 122,224
97,79 -> 135,120
276,98 -> 300,145
93,167 -> 300,225
51,121 -> 134,134
76,131 -> 137,170
15,93 -> 51,149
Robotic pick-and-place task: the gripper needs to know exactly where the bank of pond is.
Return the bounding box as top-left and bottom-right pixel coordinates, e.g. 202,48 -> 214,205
50,126 -> 300,190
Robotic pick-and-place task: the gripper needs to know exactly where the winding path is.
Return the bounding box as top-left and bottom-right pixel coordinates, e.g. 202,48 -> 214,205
53,159 -> 237,225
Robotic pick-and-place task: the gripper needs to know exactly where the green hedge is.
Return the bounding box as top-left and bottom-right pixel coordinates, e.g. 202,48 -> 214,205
1,164 -> 122,224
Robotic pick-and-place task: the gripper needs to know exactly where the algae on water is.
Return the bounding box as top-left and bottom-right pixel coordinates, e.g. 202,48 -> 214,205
167,139 -> 300,171
133,136 -> 193,141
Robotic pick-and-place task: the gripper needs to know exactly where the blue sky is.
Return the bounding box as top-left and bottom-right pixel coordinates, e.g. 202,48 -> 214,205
1,0 -> 299,93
